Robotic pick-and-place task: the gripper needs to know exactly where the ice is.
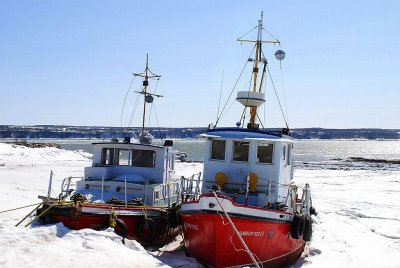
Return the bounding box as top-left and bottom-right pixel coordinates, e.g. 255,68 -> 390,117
1,142 -> 400,267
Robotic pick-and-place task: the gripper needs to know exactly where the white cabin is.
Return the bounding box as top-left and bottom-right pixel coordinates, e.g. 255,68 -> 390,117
75,140 -> 179,207
201,128 -> 294,207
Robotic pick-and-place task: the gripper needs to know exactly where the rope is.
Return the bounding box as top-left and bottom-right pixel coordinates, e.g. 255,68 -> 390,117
211,190 -> 260,268
24,203 -> 58,227
15,202 -> 44,227
0,202 -> 43,214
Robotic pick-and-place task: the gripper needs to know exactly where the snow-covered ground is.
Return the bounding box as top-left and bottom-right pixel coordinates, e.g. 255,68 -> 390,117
1,143 -> 400,267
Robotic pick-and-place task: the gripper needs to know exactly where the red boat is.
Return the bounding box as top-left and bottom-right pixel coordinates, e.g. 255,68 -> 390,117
36,55 -> 196,247
179,12 -> 316,267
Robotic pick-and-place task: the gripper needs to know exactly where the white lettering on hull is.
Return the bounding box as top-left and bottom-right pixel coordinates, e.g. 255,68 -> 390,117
184,222 -> 199,231
238,230 -> 265,237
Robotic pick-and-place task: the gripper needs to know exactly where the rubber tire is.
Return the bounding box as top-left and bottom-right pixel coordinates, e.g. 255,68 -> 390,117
135,218 -> 158,244
114,218 -> 129,240
303,216 -> 312,242
310,206 -> 317,216
291,214 -> 305,239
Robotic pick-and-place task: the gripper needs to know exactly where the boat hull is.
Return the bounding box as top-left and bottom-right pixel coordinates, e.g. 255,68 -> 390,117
180,197 -> 305,267
37,203 -> 181,247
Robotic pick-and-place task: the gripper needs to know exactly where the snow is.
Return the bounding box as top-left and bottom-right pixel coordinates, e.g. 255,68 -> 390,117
0,143 -> 201,268
1,142 -> 400,267
294,169 -> 400,267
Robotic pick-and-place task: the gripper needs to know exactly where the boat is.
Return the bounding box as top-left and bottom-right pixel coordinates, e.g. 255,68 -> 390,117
35,55 -> 197,247
179,13 -> 316,267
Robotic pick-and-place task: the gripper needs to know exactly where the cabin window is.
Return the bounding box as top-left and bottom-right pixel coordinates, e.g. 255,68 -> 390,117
116,149 -> 131,166
101,148 -> 114,165
132,150 -> 156,167
232,141 -> 249,162
257,143 -> 274,164
210,140 -> 226,160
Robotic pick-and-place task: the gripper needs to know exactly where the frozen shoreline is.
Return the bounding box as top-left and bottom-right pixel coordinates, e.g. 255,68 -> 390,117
1,143 -> 399,267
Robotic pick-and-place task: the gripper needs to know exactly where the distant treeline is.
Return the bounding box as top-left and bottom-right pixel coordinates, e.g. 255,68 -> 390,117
0,125 -> 399,140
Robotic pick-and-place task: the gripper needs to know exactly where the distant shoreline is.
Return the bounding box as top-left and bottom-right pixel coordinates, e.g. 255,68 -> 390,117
0,125 -> 399,140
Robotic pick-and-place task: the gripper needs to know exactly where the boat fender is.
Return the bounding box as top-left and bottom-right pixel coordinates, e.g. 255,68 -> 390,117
291,214 -> 305,239
214,172 -> 228,189
114,218 -> 128,244
248,172 -> 258,192
310,206 -> 317,216
135,218 -> 158,244
303,215 -> 312,242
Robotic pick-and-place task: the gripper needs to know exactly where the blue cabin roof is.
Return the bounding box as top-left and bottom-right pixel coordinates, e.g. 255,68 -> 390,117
202,127 -> 293,141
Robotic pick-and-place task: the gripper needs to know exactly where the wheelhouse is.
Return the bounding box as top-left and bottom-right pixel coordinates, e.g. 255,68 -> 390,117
202,128 -> 294,207
75,140 -> 178,207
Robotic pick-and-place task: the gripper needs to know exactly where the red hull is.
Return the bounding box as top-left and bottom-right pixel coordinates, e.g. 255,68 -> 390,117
37,203 -> 180,247
180,212 -> 305,267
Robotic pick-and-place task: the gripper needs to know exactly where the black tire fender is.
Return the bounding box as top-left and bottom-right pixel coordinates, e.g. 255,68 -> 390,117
114,218 -> 128,244
135,218 -> 158,244
303,216 -> 312,242
291,214 -> 305,239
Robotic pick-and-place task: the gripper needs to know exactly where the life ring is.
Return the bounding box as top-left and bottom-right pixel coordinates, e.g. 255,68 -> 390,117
291,214 -> 305,239
114,218 -> 128,244
303,216 -> 312,242
135,218 -> 158,244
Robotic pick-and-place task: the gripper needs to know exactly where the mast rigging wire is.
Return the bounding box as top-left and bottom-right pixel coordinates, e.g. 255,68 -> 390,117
148,78 -> 160,125
265,62 -> 289,129
279,60 -> 289,126
128,88 -> 142,128
147,78 -> 164,142
215,45 -> 256,126
216,71 -> 224,124
120,76 -> 136,129
236,25 -> 258,42
261,28 -> 280,44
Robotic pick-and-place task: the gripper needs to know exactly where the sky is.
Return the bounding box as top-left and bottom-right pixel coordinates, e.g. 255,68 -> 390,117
1,0 -> 400,129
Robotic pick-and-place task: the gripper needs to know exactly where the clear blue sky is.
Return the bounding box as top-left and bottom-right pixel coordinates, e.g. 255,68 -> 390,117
1,1 -> 399,129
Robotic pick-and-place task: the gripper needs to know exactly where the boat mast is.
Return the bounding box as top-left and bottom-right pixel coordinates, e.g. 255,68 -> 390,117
141,54 -> 149,140
235,12 -> 281,130
249,12 -> 263,129
133,54 -> 161,143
